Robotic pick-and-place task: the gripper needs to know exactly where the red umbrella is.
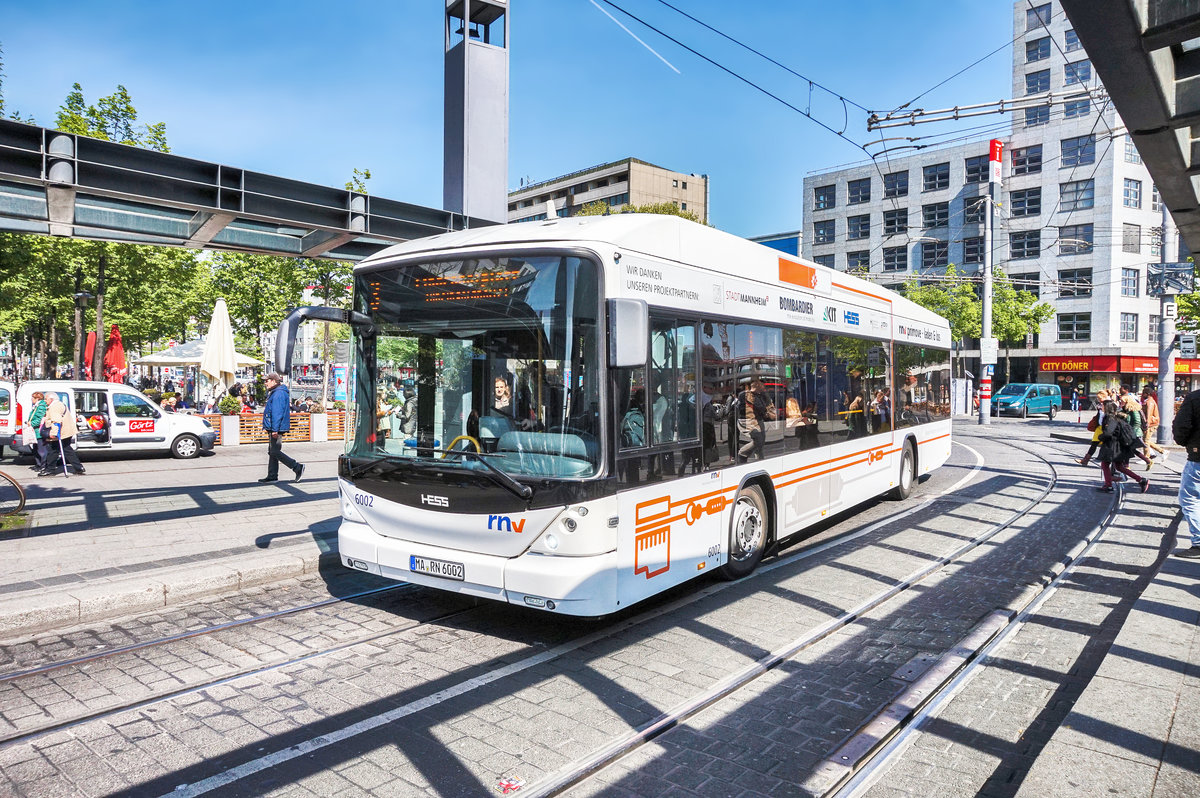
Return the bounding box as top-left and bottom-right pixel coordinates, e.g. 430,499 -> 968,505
103,324 -> 127,383
83,331 -> 96,380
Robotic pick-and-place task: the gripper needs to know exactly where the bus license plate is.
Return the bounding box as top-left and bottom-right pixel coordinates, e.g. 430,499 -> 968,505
410,555 -> 465,581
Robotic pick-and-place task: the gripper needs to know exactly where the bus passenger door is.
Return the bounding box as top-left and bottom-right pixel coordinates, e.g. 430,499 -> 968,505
616,318 -> 723,605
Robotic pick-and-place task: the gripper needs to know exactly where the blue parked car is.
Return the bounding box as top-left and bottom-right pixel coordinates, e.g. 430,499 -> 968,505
992,382 -> 1062,418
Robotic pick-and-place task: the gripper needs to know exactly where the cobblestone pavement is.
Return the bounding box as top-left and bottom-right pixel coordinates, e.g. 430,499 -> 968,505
0,424 -> 1143,798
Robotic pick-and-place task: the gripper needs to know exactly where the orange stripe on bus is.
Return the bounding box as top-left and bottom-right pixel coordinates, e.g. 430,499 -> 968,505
832,281 -> 892,304
778,258 -> 819,289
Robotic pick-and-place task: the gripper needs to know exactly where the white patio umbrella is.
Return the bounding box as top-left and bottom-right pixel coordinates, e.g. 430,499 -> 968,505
198,298 -> 239,400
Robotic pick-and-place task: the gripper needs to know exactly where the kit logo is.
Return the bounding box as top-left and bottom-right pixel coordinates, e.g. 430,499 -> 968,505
823,305 -> 837,322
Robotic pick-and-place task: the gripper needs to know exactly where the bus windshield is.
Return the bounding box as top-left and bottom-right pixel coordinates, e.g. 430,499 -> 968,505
347,254 -> 602,480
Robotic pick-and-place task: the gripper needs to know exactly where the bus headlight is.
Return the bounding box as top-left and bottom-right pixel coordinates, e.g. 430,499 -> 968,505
544,533 -> 560,551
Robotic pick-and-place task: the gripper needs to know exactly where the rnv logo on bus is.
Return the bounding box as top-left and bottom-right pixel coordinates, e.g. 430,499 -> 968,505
488,515 -> 527,533
420,494 -> 449,507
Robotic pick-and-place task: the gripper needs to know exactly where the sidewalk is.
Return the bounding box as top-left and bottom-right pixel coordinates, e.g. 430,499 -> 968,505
0,441 -> 345,640
1017,515 -> 1200,796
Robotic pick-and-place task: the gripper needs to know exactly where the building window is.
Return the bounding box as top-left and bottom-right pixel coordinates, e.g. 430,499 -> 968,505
813,254 -> 835,269
1120,313 -> 1138,342
1059,268 -> 1093,297
1026,69 -> 1051,95
1065,29 -> 1082,52
963,237 -> 984,265
1011,230 -> 1041,259
1027,37 -> 1051,62
814,184 -> 836,210
1012,272 -> 1040,298
883,171 -> 908,198
1024,105 -> 1050,127
1151,315 -> 1160,344
814,220 -> 835,245
1065,60 -> 1092,86
1062,135 -> 1096,167
1010,187 -> 1041,217
1027,3 -> 1051,31
848,178 -> 871,204
1124,178 -> 1142,209
1151,227 -> 1162,256
1059,224 -> 1094,254
1122,267 -> 1140,297
883,208 -> 908,236
848,214 -> 870,240
681,202 -> 687,211
847,250 -> 870,271
681,181 -> 688,190
965,155 -> 989,184
1152,184 -> 1162,212
883,246 -> 907,271
1058,313 -> 1091,341
921,240 -> 948,269
923,202 -> 949,228
1123,223 -> 1142,253
964,195 -> 986,224
923,162 -> 949,191
1060,179 -> 1095,211
1012,144 -> 1043,175
1064,97 -> 1090,118
1125,136 -> 1142,164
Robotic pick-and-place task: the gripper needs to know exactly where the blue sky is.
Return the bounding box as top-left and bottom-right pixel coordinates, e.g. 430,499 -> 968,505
1,1 -> 1013,238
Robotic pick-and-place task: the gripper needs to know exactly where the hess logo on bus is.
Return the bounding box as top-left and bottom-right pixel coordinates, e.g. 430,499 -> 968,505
420,494 -> 449,508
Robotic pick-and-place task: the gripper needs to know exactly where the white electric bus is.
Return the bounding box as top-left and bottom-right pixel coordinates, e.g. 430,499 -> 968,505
277,215 -> 953,616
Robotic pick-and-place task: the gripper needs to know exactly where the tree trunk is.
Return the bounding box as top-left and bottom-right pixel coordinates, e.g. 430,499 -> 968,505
73,268 -> 84,377
47,311 -> 59,376
92,252 -> 107,381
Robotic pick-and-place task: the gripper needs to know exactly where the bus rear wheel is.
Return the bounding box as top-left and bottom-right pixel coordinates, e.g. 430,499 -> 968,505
721,484 -> 767,580
888,441 -> 916,501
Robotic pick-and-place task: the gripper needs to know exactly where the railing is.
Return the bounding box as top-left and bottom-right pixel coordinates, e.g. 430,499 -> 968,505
198,411 -> 346,445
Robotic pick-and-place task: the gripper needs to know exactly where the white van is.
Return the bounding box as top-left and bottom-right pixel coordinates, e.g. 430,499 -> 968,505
0,380 -> 217,459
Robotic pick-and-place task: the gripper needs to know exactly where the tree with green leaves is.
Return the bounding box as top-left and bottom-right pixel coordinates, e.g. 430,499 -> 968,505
991,269 -> 1055,382
902,264 -> 982,345
209,252 -> 305,363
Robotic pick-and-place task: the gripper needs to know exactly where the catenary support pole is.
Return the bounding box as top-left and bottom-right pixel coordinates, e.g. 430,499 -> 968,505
1159,205 -> 1177,444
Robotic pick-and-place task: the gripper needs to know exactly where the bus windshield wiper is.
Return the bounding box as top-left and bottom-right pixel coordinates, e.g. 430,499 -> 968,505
349,455 -> 413,478
419,448 -> 534,501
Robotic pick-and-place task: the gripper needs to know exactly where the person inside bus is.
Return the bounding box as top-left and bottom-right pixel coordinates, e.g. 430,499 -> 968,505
620,387 -> 647,482
492,375 -> 513,417
737,379 -> 775,463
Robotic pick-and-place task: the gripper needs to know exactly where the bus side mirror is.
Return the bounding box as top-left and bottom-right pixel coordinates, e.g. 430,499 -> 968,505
608,298 -> 648,368
275,306 -> 376,374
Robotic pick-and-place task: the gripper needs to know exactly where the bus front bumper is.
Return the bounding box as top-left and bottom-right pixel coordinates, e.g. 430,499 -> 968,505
338,519 -> 618,616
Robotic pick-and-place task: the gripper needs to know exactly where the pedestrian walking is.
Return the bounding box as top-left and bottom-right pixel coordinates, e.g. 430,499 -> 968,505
26,391 -> 49,473
259,372 -> 304,484
1078,389 -> 1110,467
1141,386 -> 1168,466
1173,386 -> 1200,558
1119,394 -> 1154,469
1097,400 -> 1149,493
40,393 -> 85,476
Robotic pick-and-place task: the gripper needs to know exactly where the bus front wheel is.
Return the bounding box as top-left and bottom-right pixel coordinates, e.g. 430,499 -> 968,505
721,484 -> 767,580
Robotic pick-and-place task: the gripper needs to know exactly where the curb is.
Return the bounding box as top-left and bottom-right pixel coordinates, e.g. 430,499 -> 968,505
0,547 -> 341,641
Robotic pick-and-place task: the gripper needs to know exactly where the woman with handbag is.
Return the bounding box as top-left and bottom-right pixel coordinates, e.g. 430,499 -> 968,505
26,391 -> 49,473
1078,389 -> 1109,467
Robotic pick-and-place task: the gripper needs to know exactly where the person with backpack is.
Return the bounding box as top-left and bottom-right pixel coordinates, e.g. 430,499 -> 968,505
1119,394 -> 1154,470
1097,399 -> 1149,493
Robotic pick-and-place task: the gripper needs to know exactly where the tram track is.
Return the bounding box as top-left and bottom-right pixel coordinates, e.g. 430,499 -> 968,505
4,436 -> 1038,797
518,437 -> 1060,797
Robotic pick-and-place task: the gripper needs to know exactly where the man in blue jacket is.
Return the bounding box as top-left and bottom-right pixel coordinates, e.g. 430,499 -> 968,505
260,372 -> 305,483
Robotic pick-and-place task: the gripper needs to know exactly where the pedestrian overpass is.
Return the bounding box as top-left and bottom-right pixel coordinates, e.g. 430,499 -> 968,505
0,117 -> 492,261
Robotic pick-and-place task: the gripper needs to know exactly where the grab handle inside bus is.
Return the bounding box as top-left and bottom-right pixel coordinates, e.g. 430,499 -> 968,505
608,298 -> 648,368
275,306 -> 377,374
